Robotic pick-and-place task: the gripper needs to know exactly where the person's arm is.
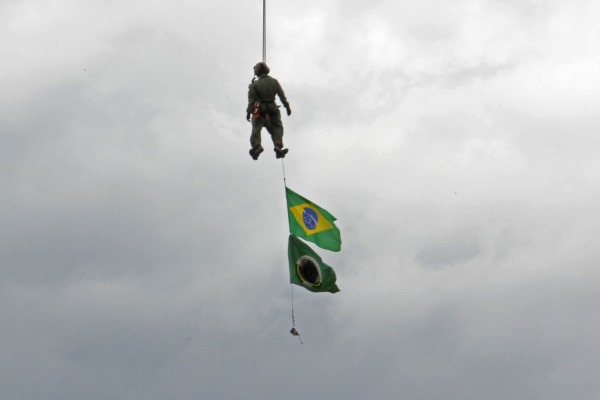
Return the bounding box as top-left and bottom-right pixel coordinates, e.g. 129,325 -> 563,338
276,80 -> 291,115
246,83 -> 258,121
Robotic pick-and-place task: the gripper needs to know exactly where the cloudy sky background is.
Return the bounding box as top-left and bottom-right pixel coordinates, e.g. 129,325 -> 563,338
2,0 -> 600,399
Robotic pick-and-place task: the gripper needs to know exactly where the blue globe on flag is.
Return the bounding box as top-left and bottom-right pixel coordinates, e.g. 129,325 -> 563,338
302,207 -> 318,230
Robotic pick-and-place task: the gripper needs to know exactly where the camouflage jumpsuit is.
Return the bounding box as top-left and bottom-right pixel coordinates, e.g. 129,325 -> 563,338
247,75 -> 290,150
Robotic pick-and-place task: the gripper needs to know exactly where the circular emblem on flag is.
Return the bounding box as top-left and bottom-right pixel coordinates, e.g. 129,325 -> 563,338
296,255 -> 322,287
302,207 -> 318,230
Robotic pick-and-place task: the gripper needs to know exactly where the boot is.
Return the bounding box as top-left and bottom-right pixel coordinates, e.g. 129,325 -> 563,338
274,146 -> 289,159
249,145 -> 264,160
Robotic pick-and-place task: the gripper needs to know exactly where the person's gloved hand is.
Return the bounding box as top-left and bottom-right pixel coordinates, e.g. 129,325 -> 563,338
286,107 -> 292,116
246,112 -> 251,122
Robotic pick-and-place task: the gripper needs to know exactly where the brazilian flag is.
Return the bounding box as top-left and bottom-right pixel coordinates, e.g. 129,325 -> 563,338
285,187 -> 341,252
288,235 -> 339,293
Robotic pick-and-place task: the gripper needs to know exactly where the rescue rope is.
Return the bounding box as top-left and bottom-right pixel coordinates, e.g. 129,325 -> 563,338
262,0 -> 267,63
261,0 -> 297,343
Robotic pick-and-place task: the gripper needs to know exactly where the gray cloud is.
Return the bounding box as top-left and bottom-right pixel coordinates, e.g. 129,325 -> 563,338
416,233 -> 481,269
2,0 -> 600,399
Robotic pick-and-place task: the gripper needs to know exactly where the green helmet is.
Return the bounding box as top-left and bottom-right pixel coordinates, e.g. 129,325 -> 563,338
253,62 -> 270,76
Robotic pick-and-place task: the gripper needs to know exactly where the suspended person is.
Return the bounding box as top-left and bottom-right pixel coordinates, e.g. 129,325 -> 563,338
246,62 -> 292,160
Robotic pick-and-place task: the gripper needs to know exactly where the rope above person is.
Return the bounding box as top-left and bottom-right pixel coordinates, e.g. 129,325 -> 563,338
246,62 -> 292,160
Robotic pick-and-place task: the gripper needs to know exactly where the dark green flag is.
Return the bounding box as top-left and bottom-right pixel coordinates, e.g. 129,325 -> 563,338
288,234 -> 340,293
286,187 -> 341,252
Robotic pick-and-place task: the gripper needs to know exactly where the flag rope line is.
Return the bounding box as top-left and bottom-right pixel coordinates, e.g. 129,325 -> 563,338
291,285 -> 303,344
284,163 -> 295,343
281,158 -> 287,187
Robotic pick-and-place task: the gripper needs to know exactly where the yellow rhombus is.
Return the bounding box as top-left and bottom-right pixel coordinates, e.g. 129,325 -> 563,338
289,203 -> 334,236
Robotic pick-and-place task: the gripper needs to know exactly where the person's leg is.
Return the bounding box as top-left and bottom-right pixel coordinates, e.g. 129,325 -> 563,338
265,111 -> 287,158
250,117 -> 264,148
249,117 -> 265,159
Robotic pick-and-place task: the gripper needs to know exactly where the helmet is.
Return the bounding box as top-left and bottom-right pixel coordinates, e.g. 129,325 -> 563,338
253,62 -> 270,76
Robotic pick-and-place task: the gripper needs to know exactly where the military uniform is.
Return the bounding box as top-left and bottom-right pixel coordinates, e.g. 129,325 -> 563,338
246,71 -> 291,159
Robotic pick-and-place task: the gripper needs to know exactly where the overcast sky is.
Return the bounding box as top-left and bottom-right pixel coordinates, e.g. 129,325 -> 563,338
2,0 -> 600,399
